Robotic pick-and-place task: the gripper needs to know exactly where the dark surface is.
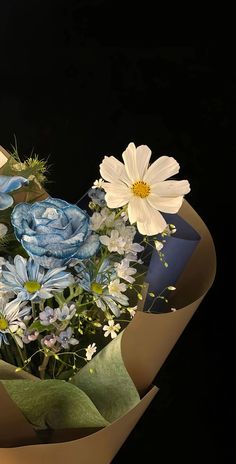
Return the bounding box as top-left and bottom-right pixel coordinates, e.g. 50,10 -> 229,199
0,2 -> 234,462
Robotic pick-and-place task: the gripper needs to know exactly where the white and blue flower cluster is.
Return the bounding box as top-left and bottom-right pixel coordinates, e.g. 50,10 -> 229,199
11,197 -> 100,268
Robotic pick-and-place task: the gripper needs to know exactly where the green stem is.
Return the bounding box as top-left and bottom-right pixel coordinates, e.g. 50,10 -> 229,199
11,335 -> 25,366
38,354 -> 50,380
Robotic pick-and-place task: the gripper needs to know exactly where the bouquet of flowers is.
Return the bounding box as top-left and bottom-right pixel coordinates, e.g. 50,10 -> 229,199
0,143 -> 216,463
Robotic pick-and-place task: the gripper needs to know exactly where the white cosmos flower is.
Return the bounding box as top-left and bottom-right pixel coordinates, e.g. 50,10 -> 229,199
100,142 -> 190,236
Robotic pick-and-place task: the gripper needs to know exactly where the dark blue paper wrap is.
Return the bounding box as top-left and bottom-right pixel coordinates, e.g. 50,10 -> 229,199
143,213 -> 201,312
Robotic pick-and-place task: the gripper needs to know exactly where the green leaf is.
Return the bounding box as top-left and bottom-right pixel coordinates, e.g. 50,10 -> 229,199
28,321 -> 54,334
1,379 -> 109,429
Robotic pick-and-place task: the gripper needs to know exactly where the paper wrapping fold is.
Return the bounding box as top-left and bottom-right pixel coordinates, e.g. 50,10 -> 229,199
0,375 -> 158,464
122,200 -> 216,394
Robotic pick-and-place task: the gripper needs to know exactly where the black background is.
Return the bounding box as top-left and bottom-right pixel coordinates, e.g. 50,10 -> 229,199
0,1 -> 234,462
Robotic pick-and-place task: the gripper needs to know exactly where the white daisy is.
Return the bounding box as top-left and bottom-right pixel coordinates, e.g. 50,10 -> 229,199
103,319 -> 121,339
85,343 -> 97,361
100,142 -> 190,236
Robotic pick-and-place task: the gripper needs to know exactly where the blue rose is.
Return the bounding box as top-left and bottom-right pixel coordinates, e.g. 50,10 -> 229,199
11,197 -> 100,268
0,175 -> 28,210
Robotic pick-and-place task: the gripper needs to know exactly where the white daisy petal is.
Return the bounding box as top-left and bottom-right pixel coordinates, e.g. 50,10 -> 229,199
144,156 -> 180,184
147,194 -> 184,213
100,156 -> 129,184
122,143 -> 140,182
151,180 -> 190,197
136,145 -> 152,179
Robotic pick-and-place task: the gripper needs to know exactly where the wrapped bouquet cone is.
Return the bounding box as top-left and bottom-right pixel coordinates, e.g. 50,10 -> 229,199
0,144 -> 216,463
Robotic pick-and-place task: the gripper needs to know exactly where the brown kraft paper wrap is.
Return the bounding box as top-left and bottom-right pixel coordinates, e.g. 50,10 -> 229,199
122,199 -> 216,394
0,146 -> 216,463
0,146 -> 48,202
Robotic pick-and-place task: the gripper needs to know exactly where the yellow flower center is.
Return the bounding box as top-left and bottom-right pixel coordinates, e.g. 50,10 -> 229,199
91,282 -> 103,294
0,317 -> 8,330
24,280 -> 41,293
132,181 -> 150,198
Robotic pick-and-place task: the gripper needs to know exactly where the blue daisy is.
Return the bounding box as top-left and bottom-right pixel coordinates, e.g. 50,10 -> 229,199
1,255 -> 74,301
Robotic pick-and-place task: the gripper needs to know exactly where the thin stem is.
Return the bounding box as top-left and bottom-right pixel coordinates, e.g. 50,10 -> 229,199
38,354 -> 50,379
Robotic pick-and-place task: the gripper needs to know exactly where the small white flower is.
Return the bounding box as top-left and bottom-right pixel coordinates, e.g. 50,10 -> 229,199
121,211 -> 128,222
85,342 -> 97,361
103,320 -> 121,339
92,178 -> 105,189
108,279 -> 127,297
115,224 -> 144,255
127,305 -> 137,318
154,240 -> 164,251
90,211 -> 106,231
100,229 -> 125,254
115,259 -> 136,283
90,207 -> 116,231
0,223 -> 8,238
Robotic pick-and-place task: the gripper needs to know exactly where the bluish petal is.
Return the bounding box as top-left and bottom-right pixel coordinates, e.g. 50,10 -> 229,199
27,254 -> 65,269
14,255 -> 28,282
27,258 -> 40,281
21,238 -> 46,257
75,234 -> 100,259
44,197 -> 71,209
11,203 -> 31,238
63,205 -> 89,232
0,192 -> 13,210
22,232 -> 64,248
0,175 -> 28,193
41,267 -> 67,281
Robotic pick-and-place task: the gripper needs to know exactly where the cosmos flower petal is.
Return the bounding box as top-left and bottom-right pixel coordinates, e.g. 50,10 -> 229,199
135,145 -> 152,179
100,156 -> 130,184
151,180 -> 190,197
144,156 -> 180,184
147,194 -> 184,213
136,202 -> 167,235
122,142 -> 140,182
127,196 -> 140,224
104,184 -> 131,208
